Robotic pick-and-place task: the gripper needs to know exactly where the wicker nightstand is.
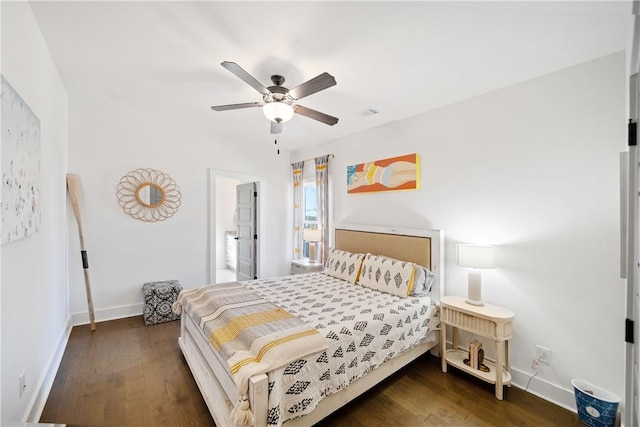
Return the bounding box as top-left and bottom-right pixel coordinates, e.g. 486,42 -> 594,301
291,258 -> 323,275
440,295 -> 514,400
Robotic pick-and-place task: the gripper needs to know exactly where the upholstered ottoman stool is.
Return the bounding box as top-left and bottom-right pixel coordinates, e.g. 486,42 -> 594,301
142,280 -> 182,326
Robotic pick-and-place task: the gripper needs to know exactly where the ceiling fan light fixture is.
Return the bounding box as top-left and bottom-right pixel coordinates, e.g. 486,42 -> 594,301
212,62 -> 338,133
263,102 -> 294,123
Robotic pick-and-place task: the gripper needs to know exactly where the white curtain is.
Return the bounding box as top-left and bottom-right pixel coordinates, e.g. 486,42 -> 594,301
315,155 -> 330,263
292,161 -> 305,260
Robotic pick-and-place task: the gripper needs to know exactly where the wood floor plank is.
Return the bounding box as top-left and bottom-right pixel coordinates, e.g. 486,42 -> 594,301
354,392 -> 427,427
41,316 -> 581,427
383,375 -> 476,426
423,412 -> 458,426
147,396 -> 179,426
126,396 -> 151,426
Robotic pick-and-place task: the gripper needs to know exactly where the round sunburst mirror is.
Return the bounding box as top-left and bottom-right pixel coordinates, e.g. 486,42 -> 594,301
116,168 -> 181,222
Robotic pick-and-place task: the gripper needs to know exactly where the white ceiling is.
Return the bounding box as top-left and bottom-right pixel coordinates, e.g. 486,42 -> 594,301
29,1 -> 632,152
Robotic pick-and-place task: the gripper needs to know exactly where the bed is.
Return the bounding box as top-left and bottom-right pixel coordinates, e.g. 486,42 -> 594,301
176,223 -> 444,426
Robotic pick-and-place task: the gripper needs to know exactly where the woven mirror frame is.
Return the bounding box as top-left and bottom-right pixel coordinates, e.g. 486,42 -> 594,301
116,168 -> 181,222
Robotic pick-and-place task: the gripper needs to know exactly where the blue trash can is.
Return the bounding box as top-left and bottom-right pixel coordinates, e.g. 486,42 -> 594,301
572,379 -> 620,427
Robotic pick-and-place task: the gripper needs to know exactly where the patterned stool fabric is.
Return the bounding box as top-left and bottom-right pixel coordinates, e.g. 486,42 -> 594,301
143,280 -> 182,326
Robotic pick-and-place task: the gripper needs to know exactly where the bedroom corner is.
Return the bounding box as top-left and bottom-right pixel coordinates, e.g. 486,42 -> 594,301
1,2 -> 70,423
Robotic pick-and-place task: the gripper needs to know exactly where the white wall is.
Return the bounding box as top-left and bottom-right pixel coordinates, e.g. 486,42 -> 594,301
66,91 -> 291,324
1,2 -> 69,422
294,52 -> 626,409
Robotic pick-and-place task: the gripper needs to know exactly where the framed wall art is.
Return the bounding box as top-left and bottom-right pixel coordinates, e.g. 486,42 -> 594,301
347,153 -> 419,194
1,75 -> 41,244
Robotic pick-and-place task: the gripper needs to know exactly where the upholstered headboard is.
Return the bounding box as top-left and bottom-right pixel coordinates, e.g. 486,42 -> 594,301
333,224 -> 444,299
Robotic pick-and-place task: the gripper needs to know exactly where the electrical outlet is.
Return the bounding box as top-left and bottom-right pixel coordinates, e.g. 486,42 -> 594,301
531,358 -> 539,370
536,345 -> 552,365
19,372 -> 26,398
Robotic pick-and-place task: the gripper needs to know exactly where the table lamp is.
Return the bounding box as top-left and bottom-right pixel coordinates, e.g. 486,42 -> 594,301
457,244 -> 495,306
303,229 -> 322,263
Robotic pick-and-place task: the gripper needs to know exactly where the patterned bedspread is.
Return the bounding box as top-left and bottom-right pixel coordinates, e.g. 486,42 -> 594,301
173,282 -> 328,401
244,272 -> 439,426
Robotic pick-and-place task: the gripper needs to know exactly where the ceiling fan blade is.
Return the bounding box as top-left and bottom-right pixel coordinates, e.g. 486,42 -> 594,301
294,105 -> 339,126
221,61 -> 269,94
271,121 -> 283,134
210,102 -> 262,111
289,72 -> 337,100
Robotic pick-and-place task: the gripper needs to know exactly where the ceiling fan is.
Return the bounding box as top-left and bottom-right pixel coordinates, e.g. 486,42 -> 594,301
210,61 -> 339,134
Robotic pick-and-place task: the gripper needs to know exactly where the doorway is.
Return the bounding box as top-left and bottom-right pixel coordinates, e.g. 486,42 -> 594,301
624,9 -> 639,427
208,168 -> 264,284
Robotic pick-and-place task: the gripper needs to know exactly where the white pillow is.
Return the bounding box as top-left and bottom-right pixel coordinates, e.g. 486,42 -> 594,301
323,249 -> 365,283
358,253 -> 416,298
409,265 -> 435,296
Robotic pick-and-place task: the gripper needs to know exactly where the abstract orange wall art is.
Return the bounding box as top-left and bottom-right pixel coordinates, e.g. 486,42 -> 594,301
347,153 -> 419,194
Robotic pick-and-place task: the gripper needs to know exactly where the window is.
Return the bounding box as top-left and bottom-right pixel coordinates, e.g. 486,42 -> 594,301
302,163 -> 318,257
304,184 -> 317,226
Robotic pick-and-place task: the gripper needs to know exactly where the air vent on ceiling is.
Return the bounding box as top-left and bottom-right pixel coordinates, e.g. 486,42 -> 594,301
357,108 -> 379,118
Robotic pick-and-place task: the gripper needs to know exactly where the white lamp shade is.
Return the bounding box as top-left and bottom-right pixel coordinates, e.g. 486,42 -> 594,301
263,102 -> 294,123
457,244 -> 495,269
303,229 -> 322,242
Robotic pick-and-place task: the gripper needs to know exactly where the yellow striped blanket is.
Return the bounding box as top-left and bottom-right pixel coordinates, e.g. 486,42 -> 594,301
173,282 -> 328,424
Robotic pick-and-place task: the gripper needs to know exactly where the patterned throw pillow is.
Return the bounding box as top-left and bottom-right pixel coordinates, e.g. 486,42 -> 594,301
323,249 -> 365,283
409,265 -> 435,296
358,254 -> 416,298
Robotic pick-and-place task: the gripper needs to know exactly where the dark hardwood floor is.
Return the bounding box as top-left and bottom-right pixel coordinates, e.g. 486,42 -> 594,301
40,316 -> 581,427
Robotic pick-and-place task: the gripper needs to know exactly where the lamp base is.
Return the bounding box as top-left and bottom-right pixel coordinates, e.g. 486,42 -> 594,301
467,271 -> 483,307
309,242 -> 316,263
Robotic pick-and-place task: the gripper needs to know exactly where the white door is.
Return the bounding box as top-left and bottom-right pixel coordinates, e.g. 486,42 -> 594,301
236,182 -> 257,281
626,9 -> 640,425
624,143 -> 639,427
624,9 -> 639,425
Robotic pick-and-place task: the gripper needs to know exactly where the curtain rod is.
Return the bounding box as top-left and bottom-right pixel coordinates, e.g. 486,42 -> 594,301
292,154 -> 334,165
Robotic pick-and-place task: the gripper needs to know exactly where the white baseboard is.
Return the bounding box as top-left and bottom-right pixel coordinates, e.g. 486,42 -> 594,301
24,317 -> 73,422
510,367 -> 577,413
70,303 -> 143,326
